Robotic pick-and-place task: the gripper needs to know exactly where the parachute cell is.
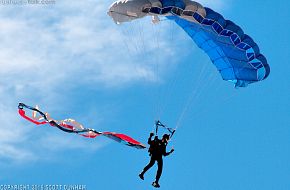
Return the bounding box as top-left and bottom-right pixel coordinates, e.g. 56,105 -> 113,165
108,0 -> 270,87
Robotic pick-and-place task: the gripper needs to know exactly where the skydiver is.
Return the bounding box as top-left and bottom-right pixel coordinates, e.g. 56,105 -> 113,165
139,132 -> 174,188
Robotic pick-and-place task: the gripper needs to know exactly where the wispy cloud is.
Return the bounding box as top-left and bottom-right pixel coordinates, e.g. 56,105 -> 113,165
0,0 -> 229,162
0,101 -> 35,163
0,99 -> 107,163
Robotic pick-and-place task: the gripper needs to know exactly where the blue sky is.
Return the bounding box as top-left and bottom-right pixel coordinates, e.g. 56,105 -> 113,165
0,0 -> 289,189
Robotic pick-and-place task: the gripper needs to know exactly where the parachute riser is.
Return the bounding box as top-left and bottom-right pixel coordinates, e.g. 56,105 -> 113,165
155,120 -> 176,139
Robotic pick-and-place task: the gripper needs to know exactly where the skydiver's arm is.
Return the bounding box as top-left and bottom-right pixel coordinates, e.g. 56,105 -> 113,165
148,132 -> 155,144
163,148 -> 174,156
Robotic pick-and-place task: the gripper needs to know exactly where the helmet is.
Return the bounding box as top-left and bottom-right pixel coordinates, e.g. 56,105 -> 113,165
162,134 -> 170,140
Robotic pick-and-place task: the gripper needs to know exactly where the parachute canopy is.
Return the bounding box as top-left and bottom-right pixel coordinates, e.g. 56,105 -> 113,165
108,0 -> 270,87
18,103 -> 146,149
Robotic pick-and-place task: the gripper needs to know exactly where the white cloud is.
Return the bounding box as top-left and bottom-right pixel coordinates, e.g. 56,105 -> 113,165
0,0 -> 229,162
0,0 -> 230,92
0,99 -> 107,163
0,145 -> 35,162
0,101 -> 35,162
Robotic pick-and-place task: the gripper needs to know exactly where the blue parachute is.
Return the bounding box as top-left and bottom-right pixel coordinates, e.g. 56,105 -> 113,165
108,0 -> 270,87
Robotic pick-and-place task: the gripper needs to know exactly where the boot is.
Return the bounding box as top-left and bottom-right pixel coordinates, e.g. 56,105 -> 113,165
138,173 -> 144,180
152,181 -> 160,188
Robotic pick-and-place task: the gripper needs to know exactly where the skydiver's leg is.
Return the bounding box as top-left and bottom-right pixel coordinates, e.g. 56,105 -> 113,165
155,158 -> 163,183
140,156 -> 155,177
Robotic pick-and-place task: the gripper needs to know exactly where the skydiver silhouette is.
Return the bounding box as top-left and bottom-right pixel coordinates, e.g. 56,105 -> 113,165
139,132 -> 174,188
